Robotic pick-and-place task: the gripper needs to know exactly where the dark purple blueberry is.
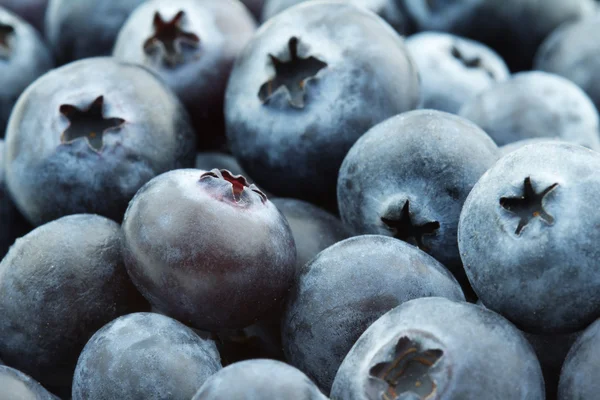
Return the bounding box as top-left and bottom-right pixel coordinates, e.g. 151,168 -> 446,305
558,318 -> 600,400
0,140 -> 31,258
0,366 -> 59,400
534,15 -> 600,114
0,214 -> 149,396
331,297 -> 545,400
122,168 -> 296,331
459,71 -> 600,149
113,0 -> 256,150
459,143 -> 600,334
72,312 -> 222,400
0,0 -> 48,32
45,0 -> 146,65
192,359 -> 327,400
337,110 -> 498,283
405,32 -> 509,113
241,0 -> 264,20
0,6 -> 53,136
282,235 -> 464,393
271,197 -> 354,270
225,1 -> 419,208
262,0 -> 411,34
5,57 -> 195,226
402,0 -> 595,72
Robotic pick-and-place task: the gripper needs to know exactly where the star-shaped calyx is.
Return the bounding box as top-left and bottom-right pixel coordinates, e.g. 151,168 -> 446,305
381,200 -> 440,251
59,96 -> 126,152
368,337 -> 444,400
0,22 -> 15,59
450,44 -> 495,79
143,10 -> 200,67
500,176 -> 559,235
258,37 -> 327,108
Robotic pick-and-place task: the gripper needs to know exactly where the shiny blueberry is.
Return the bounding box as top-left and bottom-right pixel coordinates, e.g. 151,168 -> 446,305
459,143 -> 600,334
0,214 -> 148,396
122,168 -> 296,331
225,0 -> 419,208
72,312 -> 222,400
331,297 -> 545,400
282,235 -> 464,393
5,57 -> 195,226
113,0 -> 256,150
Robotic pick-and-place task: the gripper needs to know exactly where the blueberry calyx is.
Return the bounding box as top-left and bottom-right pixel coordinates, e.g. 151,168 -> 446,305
258,36 -> 327,109
200,169 -> 267,204
0,22 -> 15,59
500,176 -> 559,235
59,95 -> 126,153
143,10 -> 200,67
368,336 -> 444,400
381,200 -> 440,251
450,44 -> 495,79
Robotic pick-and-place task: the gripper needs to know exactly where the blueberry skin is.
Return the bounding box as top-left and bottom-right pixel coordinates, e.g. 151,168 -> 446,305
0,214 -> 149,395
558,318 -> 600,400
405,32 -> 509,114
0,0 -> 48,32
271,197 -> 354,270
122,168 -> 296,331
459,71 -> 600,149
282,235 -> 465,393
45,0 -> 146,65
0,366 -> 60,400
458,143 -> 600,334
225,0 -> 419,207
331,297 -> 545,400
113,0 -> 256,150
192,359 -> 327,400
0,7 -> 53,137
0,140 -> 31,258
261,0 -> 411,34
499,138 -> 566,156
72,312 -> 221,400
337,110 -> 498,276
5,57 -> 195,226
402,0 -> 595,72
534,15 -> 600,114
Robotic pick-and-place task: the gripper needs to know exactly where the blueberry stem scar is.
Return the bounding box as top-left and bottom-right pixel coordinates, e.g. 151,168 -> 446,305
143,10 -> 200,67
258,36 -> 327,108
59,96 -> 125,152
0,22 -> 15,59
500,176 -> 559,235
381,200 -> 440,251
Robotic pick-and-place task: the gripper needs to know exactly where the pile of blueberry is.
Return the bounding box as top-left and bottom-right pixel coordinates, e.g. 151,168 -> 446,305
1,0 -> 600,399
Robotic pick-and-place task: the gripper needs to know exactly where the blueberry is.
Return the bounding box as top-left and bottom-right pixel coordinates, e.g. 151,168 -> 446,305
72,312 -> 222,400
271,197 -> 354,270
499,138 -> 566,156
45,0 -> 146,65
0,6 -> 53,136
113,0 -> 256,150
558,317 -> 600,400
0,214 -> 148,396
261,0 -> 411,34
122,168 -> 296,331
405,32 -> 509,113
458,142 -> 600,334
282,235 -> 464,393
331,297 -> 545,400
225,0 -> 419,208
0,366 -> 59,400
337,110 -> 498,283
402,0 -> 596,72
0,140 -> 31,258
459,71 -> 600,149
534,14 -> 600,114
195,152 -> 247,179
5,57 -> 195,226
0,0 -> 48,32
192,359 -> 327,399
